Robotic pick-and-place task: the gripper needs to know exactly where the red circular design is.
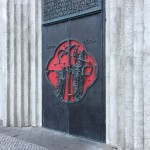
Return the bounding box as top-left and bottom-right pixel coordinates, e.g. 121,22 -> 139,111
46,39 -> 98,103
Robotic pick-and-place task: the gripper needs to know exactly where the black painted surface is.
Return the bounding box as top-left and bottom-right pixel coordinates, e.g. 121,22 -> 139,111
42,21 -> 69,132
42,3 -> 105,142
68,13 -> 105,142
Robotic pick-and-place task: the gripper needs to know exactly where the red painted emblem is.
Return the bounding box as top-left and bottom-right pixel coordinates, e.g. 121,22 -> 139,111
46,39 -> 98,103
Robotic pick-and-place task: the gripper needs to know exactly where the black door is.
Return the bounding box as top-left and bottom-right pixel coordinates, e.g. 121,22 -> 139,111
42,0 -> 105,142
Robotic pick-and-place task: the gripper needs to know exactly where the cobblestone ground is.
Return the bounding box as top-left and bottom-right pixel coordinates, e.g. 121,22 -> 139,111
0,133 -> 48,150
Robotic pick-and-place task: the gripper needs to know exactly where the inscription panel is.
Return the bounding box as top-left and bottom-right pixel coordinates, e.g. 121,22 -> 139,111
43,0 -> 102,24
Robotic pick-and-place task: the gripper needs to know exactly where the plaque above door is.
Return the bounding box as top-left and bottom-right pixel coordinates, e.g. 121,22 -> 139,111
42,0 -> 102,24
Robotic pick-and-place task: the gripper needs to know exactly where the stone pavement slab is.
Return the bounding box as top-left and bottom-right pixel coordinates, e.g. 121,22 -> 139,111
0,120 -> 117,150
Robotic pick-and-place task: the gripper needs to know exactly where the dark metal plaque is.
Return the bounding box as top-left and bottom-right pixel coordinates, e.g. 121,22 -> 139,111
42,0 -> 102,24
46,39 -> 98,103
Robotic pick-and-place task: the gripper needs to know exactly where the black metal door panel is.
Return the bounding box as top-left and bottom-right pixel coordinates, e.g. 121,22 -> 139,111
42,0 -> 105,142
69,13 -> 105,141
42,22 -> 69,132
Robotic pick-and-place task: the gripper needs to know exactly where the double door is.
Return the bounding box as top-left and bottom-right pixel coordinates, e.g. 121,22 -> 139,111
42,1 -> 105,142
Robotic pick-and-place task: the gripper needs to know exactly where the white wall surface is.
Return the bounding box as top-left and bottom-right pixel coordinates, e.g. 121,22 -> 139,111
0,0 -> 42,127
106,0 -> 150,150
0,0 -> 7,120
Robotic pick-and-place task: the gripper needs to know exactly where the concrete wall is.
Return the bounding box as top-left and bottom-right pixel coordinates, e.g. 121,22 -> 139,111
0,0 -> 7,120
0,0 -> 42,127
106,0 -> 150,149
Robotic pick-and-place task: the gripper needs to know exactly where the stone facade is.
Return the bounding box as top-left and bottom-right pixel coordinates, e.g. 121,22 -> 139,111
106,0 -> 150,149
0,0 -> 42,127
0,0 -> 150,150
0,0 -> 7,121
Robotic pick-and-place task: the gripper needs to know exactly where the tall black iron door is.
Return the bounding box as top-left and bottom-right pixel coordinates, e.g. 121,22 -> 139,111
42,0 -> 105,142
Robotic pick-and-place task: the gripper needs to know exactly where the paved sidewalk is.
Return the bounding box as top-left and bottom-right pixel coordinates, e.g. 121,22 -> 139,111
0,120 -> 116,150
0,133 -> 47,150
